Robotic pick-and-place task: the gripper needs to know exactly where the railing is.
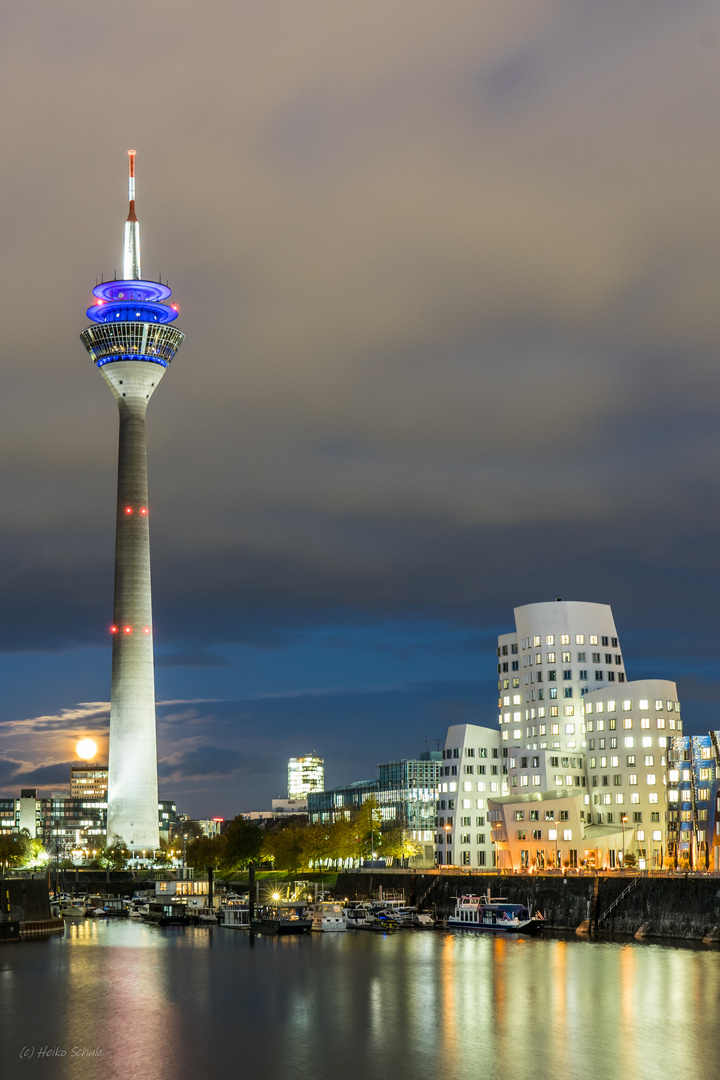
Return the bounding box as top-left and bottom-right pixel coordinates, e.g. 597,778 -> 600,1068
597,878 -> 638,924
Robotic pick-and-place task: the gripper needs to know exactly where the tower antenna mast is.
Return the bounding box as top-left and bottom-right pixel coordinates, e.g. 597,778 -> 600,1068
123,149 -> 141,280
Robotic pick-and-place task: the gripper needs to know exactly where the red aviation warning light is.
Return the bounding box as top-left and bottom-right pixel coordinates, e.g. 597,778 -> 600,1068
124,626 -> 132,634
110,625 -> 118,634
140,507 -> 147,515
143,627 -> 151,634
125,507 -> 133,514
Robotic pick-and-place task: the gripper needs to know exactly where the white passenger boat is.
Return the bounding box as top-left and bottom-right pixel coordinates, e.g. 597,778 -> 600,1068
447,895 -> 544,935
310,901 -> 346,932
60,902 -> 87,919
220,906 -> 250,930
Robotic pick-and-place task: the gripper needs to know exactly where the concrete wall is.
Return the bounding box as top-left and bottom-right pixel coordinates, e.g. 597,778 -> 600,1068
336,871 -> 720,940
1,878 -> 52,921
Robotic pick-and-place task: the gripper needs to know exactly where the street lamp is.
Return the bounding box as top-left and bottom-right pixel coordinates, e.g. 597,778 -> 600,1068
552,819 -> 559,872
621,815 -> 627,870
444,824 -> 452,866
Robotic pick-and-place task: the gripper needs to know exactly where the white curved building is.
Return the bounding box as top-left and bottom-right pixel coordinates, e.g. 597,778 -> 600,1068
497,600 -> 626,755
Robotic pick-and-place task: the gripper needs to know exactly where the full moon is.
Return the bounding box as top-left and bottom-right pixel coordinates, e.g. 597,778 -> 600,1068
76,738 -> 97,761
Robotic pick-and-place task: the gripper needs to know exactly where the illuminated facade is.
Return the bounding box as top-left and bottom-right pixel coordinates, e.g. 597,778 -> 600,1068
436,725 -> 503,868
498,600 -> 626,754
667,733 -> 720,870
584,680 -> 680,870
308,753 -> 441,866
288,754 -> 325,799
70,764 -> 108,800
80,151 -> 184,850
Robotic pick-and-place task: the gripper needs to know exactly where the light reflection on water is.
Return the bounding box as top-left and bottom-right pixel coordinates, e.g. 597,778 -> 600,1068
1,922 -> 719,1080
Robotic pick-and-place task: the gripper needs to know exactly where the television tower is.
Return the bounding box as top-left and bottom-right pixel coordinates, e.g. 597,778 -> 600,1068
80,151 -> 184,850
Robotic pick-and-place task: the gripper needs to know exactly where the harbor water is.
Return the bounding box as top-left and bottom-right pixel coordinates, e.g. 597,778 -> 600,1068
1,921 -> 719,1080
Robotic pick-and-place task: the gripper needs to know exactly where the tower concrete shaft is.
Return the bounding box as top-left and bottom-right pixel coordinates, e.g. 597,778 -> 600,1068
80,152 -> 183,851
104,362 -> 166,849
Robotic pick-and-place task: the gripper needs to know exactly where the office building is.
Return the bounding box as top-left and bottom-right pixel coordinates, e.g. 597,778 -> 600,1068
288,754 -> 325,799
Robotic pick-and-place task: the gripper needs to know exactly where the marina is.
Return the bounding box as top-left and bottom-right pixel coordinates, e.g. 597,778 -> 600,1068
2,918 -> 720,1080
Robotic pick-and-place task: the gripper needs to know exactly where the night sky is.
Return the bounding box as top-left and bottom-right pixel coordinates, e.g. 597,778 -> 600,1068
2,2 -> 720,817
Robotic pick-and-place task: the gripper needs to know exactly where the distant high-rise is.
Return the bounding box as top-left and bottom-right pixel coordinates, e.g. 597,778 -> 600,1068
288,754 -> 325,799
80,151 -> 184,850
70,763 -> 108,801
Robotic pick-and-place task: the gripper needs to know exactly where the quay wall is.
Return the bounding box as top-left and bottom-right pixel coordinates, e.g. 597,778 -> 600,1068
1,877 -> 52,921
335,871 -> 720,940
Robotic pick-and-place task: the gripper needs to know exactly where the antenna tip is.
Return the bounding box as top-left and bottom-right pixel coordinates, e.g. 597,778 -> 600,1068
127,149 -> 137,157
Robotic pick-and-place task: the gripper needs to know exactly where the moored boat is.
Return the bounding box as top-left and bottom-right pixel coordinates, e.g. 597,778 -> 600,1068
141,901 -> 198,927
251,902 -> 311,935
220,906 -> 250,930
447,894 -> 544,935
310,901 -> 346,932
343,903 -> 398,932
59,902 -> 87,920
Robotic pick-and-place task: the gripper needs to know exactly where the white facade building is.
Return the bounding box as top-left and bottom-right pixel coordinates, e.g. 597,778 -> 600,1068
488,790 -> 586,871
584,679 -> 681,869
498,600 -> 626,755
436,724 -> 503,868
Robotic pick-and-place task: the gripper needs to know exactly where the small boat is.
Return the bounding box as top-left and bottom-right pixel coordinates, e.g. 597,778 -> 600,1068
447,895 -> 545,935
251,902 -> 311,935
310,901 -> 346,932
343,903 -> 398,932
141,901 -> 198,927
60,902 -> 87,920
193,904 -> 221,925
220,906 -> 250,930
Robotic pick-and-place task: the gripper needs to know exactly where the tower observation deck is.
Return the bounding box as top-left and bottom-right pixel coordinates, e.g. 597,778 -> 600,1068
80,151 -> 184,851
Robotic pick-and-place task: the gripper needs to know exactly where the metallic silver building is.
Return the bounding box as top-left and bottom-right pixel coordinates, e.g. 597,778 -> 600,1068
81,152 -> 184,850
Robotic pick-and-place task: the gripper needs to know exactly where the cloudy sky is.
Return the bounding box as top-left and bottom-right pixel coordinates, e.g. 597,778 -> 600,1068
2,1 -> 720,816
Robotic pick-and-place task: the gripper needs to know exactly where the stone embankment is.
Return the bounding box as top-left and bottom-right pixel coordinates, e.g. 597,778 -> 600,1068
336,870 -> 720,941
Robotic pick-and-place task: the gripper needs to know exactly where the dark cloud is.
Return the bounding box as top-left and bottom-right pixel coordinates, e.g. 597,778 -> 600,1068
158,746 -> 244,781
0,3 -> 719,813
14,761 -> 77,788
0,758 -> 24,787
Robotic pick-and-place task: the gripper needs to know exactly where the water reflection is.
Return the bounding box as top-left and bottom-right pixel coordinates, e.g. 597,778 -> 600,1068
1,923 -> 719,1080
